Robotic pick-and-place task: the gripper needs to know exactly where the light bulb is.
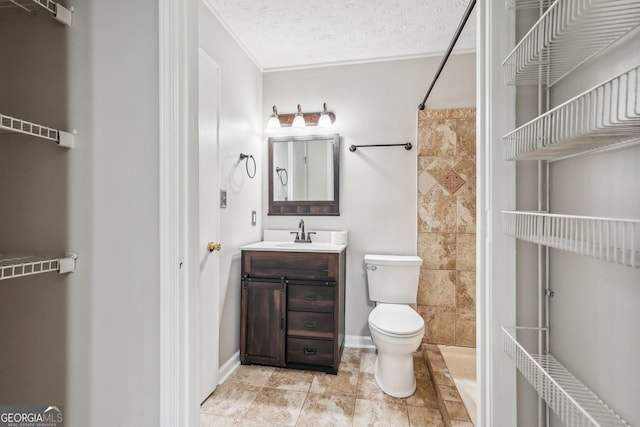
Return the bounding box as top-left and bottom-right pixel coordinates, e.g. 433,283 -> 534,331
292,104 -> 306,128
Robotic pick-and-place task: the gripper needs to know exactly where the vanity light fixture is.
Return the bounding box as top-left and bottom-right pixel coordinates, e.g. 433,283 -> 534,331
291,104 -> 306,128
265,103 -> 336,130
317,102 -> 332,128
266,106 -> 281,129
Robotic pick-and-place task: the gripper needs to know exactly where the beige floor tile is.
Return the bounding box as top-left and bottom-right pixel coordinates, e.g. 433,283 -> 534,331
405,380 -> 438,409
352,398 -> 410,427
242,387 -> 307,426
309,367 -> 359,397
356,372 -> 405,403
407,405 -> 445,427
413,353 -> 431,380
296,393 -> 356,427
200,413 -> 240,427
340,347 -> 362,371
264,367 -> 314,392
200,382 -> 261,418
226,364 -> 275,387
359,349 -> 376,374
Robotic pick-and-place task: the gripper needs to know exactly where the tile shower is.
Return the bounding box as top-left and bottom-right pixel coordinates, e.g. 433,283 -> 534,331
417,108 -> 476,347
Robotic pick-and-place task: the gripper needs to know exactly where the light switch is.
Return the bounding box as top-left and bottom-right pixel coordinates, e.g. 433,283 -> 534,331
251,210 -> 257,226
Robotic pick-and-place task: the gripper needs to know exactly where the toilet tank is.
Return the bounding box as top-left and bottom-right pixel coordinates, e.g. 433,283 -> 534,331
364,254 -> 423,304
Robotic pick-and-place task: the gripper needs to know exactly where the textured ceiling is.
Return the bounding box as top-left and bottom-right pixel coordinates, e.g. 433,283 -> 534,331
204,0 -> 476,71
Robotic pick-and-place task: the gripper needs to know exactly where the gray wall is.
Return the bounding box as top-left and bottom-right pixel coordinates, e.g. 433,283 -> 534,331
262,53 -> 476,339
514,18 -> 640,427
0,1 -> 161,426
198,2 -> 263,367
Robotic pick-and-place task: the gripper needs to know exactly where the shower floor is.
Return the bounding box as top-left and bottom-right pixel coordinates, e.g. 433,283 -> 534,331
438,345 -> 476,426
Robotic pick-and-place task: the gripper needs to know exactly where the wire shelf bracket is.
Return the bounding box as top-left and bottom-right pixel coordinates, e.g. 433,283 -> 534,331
502,0 -> 640,86
502,211 -> 640,268
502,64 -> 640,160
1,113 -> 75,148
0,253 -> 77,281
0,0 -> 73,26
503,326 -> 630,427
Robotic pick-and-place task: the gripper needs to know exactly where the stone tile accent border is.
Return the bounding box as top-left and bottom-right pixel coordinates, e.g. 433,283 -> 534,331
422,344 -> 474,427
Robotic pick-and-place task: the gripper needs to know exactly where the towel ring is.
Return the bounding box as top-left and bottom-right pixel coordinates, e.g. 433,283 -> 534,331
275,167 -> 288,186
239,153 -> 256,179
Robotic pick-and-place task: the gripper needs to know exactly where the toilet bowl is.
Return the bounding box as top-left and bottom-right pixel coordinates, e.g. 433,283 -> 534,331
364,254 -> 424,398
368,303 -> 425,397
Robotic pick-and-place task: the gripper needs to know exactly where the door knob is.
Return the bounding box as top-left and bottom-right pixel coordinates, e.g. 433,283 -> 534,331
207,242 -> 222,252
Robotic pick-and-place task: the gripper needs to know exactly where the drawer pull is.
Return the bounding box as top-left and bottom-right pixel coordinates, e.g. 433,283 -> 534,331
303,347 -> 317,355
304,294 -> 318,300
304,320 -> 318,328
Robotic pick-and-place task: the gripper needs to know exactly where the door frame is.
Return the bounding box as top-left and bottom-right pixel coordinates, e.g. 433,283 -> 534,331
159,0 -> 200,426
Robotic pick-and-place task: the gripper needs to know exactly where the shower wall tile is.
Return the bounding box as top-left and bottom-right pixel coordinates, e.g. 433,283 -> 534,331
456,271 -> 476,309
418,233 -> 456,270
417,108 -> 476,348
456,234 -> 476,271
418,269 -> 456,308
419,187 -> 457,233
418,306 -> 456,345
455,309 -> 476,347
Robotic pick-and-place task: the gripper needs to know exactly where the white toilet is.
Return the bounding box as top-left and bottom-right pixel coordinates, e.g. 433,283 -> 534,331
365,254 -> 424,398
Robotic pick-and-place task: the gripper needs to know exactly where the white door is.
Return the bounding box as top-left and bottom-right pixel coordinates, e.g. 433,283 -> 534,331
198,48 -> 220,403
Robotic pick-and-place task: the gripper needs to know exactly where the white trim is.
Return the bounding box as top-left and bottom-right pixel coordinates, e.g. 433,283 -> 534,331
477,2 -> 517,427
159,0 -> 199,426
345,335 -> 376,349
159,1 -> 181,426
262,48 -> 477,73
200,0 -> 263,71
218,351 -> 241,384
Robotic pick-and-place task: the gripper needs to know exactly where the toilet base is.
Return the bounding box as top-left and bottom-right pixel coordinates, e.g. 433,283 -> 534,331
374,351 -> 417,398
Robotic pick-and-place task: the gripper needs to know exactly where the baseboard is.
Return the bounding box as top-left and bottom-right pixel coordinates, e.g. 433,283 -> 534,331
218,350 -> 240,384
345,335 -> 375,349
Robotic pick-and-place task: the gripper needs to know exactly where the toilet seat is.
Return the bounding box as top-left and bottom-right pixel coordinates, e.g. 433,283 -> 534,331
368,304 -> 424,337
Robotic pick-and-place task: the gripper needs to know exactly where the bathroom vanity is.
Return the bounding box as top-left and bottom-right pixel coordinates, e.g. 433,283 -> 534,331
239,238 -> 346,374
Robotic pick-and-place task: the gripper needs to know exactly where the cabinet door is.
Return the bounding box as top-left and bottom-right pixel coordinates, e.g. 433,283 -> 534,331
240,279 -> 286,366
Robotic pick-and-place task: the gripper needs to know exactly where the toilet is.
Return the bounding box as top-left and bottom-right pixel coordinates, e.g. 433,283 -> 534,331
365,254 -> 424,398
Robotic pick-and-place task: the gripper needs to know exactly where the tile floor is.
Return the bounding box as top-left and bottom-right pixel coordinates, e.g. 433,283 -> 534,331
200,347 -> 445,426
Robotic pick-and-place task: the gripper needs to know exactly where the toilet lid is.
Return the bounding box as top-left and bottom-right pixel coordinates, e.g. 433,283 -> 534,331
369,304 -> 424,336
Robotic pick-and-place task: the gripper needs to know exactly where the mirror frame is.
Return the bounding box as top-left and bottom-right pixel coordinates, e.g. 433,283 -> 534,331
268,133 -> 340,216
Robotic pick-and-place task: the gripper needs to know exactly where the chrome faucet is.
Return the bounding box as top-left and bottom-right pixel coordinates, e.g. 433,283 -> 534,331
299,219 -> 305,241
290,219 -> 315,243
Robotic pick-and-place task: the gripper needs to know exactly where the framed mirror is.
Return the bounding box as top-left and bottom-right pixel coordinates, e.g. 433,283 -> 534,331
268,133 -> 340,215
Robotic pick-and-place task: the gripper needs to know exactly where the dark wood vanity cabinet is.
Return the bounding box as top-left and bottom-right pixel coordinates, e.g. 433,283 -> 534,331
240,249 -> 346,374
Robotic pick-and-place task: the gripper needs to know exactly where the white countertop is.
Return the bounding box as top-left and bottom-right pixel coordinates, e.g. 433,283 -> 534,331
240,240 -> 347,253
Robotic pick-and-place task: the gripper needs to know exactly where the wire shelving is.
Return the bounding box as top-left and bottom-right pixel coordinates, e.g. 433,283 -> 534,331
0,113 -> 75,148
0,0 -> 72,25
502,211 -> 639,268
503,0 -> 640,86
503,327 -> 630,427
502,64 -> 640,160
0,253 -> 77,281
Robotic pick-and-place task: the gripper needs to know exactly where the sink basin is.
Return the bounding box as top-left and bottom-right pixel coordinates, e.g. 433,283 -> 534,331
274,242 -> 332,249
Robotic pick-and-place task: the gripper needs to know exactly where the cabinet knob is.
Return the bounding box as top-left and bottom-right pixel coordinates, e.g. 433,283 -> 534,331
207,242 -> 222,252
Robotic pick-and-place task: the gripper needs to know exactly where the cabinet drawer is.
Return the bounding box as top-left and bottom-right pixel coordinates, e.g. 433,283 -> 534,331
287,338 -> 334,366
243,251 -> 338,280
288,284 -> 335,312
288,311 -> 333,339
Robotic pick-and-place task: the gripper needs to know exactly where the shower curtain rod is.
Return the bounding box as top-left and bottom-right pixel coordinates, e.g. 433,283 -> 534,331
418,0 -> 476,110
